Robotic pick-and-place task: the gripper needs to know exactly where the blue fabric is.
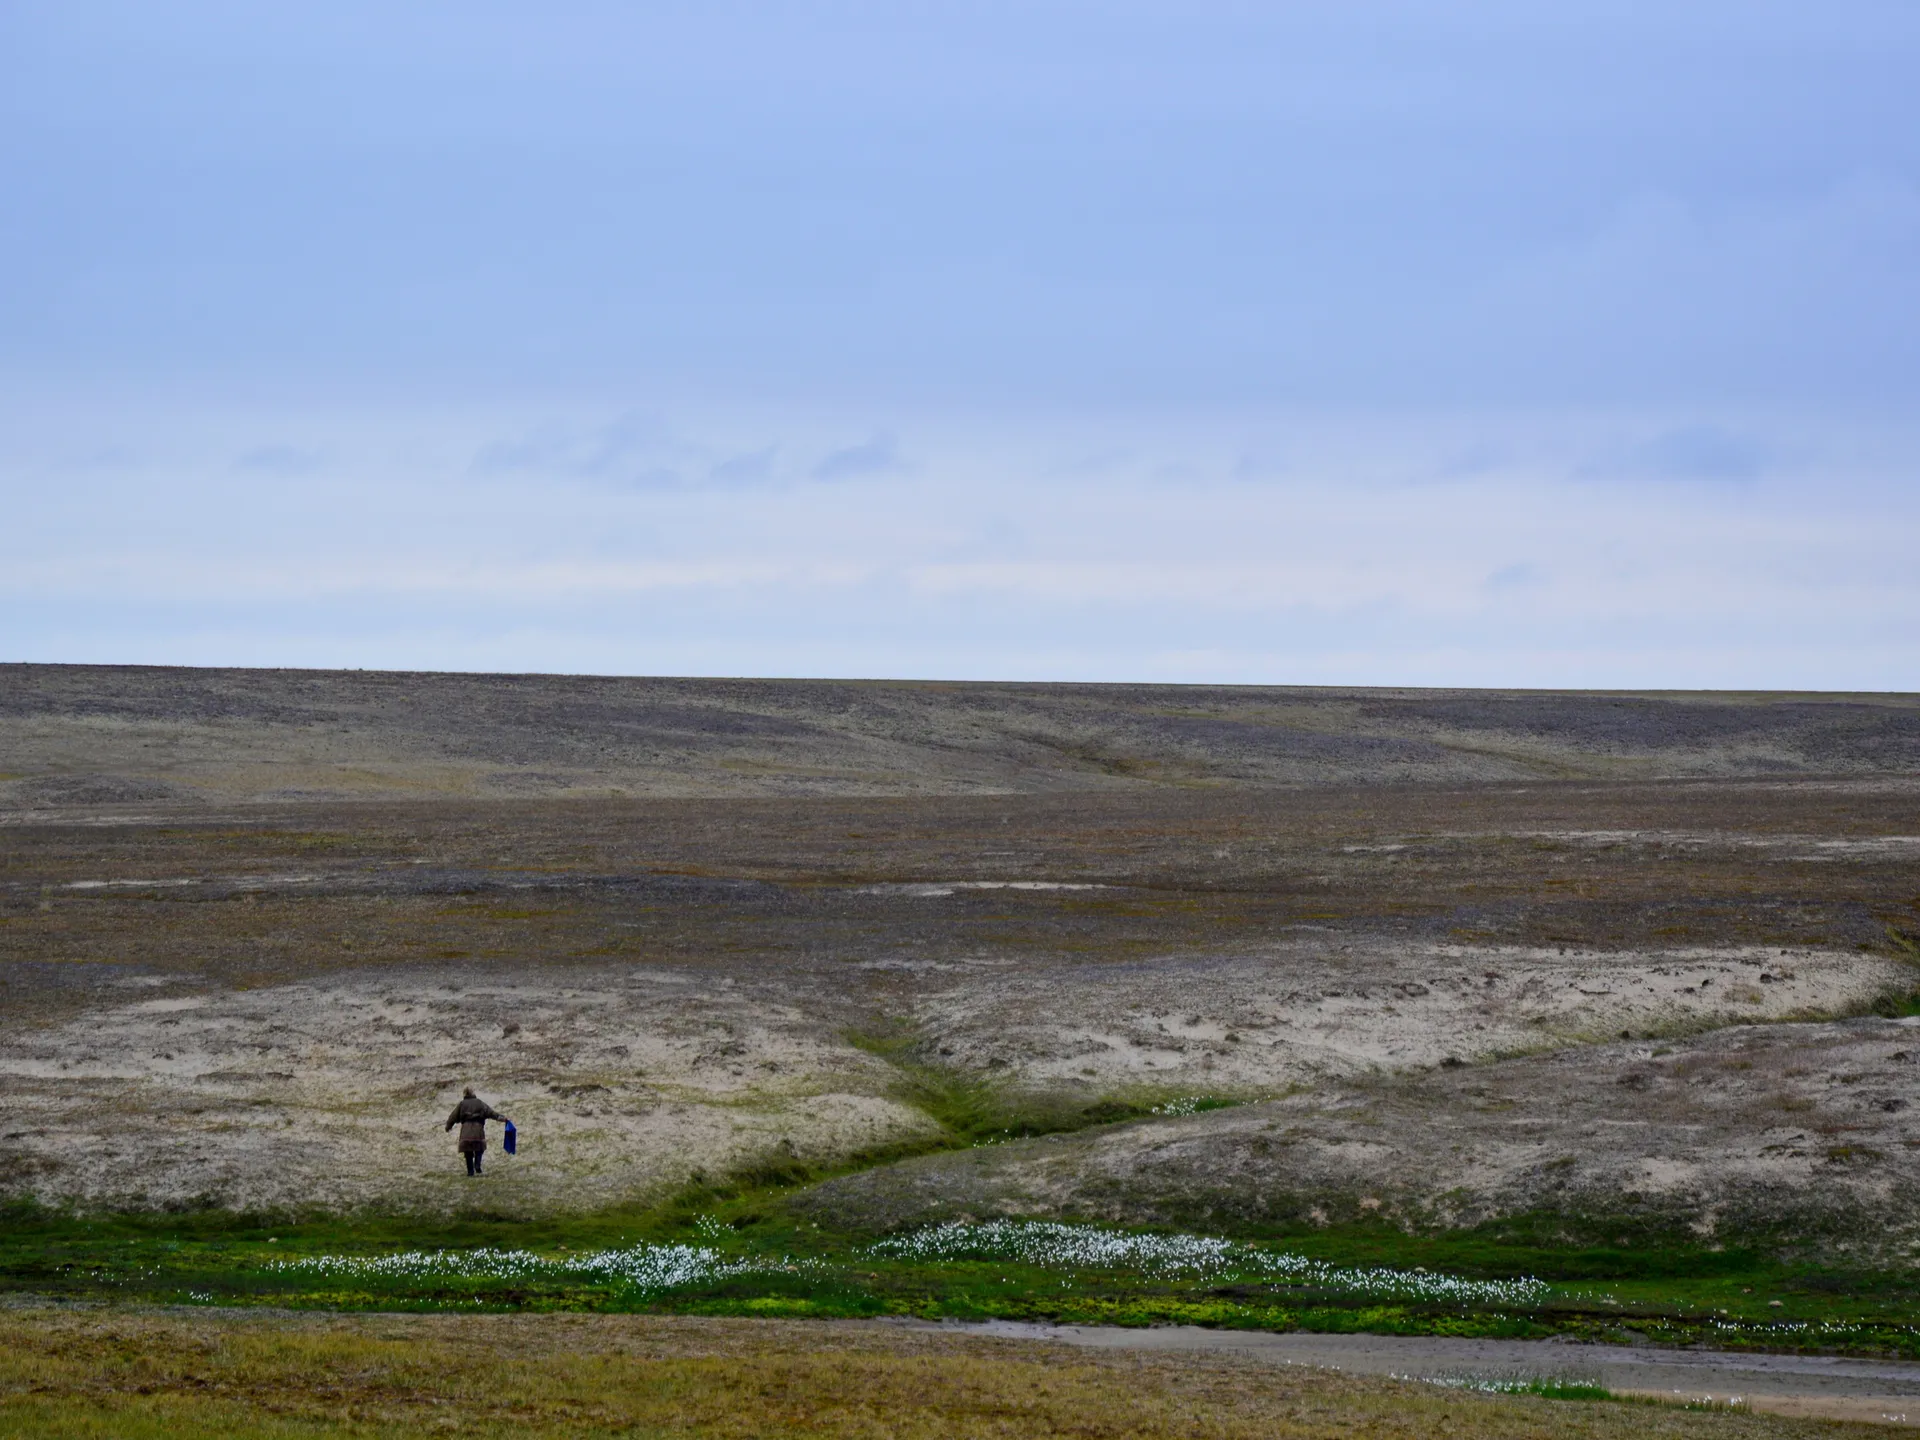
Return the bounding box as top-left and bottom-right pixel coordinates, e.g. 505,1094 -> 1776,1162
502,1120 -> 517,1155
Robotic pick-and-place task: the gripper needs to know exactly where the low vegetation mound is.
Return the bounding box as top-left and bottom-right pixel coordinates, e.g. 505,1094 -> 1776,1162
799,1017 -> 1920,1264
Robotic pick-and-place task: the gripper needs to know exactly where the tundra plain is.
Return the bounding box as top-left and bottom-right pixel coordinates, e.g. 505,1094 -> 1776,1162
4,664 -> 1919,1264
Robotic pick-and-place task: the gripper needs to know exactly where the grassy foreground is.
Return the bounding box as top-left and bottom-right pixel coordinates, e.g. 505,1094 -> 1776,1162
0,1305 -> 1891,1439
9,1196 -> 1920,1359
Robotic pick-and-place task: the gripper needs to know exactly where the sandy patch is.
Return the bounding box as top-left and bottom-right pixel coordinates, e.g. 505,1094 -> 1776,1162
857,881 -> 1110,897
0,970 -> 936,1214
805,1016 -> 1920,1259
1506,829 -> 1920,860
60,873 -> 330,890
2,938 -> 1909,1218
917,943 -> 1912,1095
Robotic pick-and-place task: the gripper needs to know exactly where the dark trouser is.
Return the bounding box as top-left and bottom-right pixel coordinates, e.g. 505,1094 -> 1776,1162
462,1143 -> 486,1176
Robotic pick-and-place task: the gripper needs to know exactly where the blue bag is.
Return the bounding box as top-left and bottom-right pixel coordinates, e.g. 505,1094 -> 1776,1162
502,1120 -> 517,1155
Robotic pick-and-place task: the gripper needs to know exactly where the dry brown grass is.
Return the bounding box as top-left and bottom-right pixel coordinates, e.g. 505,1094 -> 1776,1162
0,1306 -> 1889,1439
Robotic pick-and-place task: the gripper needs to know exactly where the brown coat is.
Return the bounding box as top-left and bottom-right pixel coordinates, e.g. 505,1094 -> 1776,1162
446,1096 -> 503,1151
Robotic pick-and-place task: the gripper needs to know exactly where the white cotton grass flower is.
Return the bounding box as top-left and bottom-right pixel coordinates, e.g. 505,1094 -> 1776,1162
265,1217 -> 1554,1310
1399,1372 -> 1610,1398
866,1220 -> 1552,1306
1149,1097 -> 1211,1116
265,1240 -> 810,1293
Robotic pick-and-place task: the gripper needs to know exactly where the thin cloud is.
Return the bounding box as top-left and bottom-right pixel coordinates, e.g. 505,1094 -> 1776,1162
1580,425 -> 1769,481
1232,450 -> 1289,481
470,412 -> 669,480
1439,442 -> 1510,479
710,446 -> 779,487
1484,563 -> 1542,592
813,432 -> 905,481
470,422 -> 575,475
236,445 -> 326,476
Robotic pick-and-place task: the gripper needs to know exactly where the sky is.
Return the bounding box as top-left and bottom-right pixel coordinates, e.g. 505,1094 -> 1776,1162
2,1 -> 1917,687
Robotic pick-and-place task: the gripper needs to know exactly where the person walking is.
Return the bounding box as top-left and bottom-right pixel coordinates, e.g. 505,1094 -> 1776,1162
445,1087 -> 510,1176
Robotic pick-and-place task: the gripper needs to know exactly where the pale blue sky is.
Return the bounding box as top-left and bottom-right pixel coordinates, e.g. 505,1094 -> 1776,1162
3,2 -> 1917,685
